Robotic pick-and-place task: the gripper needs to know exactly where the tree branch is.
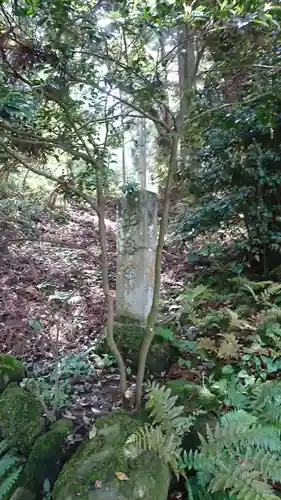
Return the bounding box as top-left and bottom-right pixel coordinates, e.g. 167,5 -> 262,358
185,91 -> 274,126
0,120 -> 92,163
0,137 -> 100,214
67,78 -> 173,132
49,98 -> 99,165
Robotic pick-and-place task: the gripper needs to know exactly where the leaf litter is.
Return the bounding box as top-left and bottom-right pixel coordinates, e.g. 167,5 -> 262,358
0,203 -> 190,438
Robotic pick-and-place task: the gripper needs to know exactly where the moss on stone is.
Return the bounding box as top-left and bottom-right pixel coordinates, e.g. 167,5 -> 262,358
23,419 -> 73,493
10,487 -> 35,500
53,411 -> 170,500
0,355 -> 25,392
166,379 -> 220,411
114,314 -> 141,325
0,383 -> 45,456
96,322 -> 174,374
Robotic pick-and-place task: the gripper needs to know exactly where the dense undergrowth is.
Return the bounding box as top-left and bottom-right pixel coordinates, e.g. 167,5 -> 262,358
1,0 -> 281,496
3,184 -> 281,499
155,258 -> 281,499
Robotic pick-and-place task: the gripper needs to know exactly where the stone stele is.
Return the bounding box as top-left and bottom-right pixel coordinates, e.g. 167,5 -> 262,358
116,189 -> 157,323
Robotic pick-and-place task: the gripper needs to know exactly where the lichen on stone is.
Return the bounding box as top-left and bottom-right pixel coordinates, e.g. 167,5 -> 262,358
23,419 -> 73,493
0,383 -> 45,456
0,354 -> 25,392
53,411 -> 170,500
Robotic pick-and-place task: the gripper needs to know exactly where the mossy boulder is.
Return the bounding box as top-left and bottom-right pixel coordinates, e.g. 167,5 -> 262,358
166,379 -> 220,412
0,383 -> 45,456
0,354 -> 25,392
53,411 -> 170,500
23,419 -> 73,494
96,322 -> 174,374
10,487 -> 35,500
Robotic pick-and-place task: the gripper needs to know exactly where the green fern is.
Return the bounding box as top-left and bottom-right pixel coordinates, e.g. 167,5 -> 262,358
145,381 -> 196,436
186,476 -> 236,499
0,442 -> 8,459
242,281 -> 281,306
181,382 -> 281,500
125,424 -> 182,469
0,440 -> 23,499
124,381 -> 199,475
257,307 -> 281,323
0,454 -> 18,479
0,467 -> 23,499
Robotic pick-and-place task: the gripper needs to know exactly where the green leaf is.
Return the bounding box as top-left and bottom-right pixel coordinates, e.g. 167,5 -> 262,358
155,327 -> 174,341
28,318 -> 44,331
222,365 -> 234,375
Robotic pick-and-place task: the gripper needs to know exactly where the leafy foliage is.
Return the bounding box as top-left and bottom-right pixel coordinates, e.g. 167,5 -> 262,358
177,95 -> 281,274
0,439 -> 23,499
23,351 -> 97,417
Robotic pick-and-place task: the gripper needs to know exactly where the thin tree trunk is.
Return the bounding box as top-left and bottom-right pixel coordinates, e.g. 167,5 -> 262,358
95,156 -> 127,403
135,134 -> 179,409
120,89 -> 126,185
177,23 -> 196,160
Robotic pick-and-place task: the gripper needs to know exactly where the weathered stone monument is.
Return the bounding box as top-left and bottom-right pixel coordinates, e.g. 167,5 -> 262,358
116,188 -> 157,323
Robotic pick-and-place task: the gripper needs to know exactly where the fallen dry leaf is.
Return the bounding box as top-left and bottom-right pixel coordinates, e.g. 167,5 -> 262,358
115,472 -> 129,481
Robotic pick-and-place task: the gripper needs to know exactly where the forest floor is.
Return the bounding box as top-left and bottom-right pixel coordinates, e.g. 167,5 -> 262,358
3,200 -> 280,499
0,202 -> 189,357
0,202 -> 192,466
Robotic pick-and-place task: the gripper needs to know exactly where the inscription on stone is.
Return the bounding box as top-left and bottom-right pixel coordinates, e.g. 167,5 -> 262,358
124,266 -> 136,281
116,190 -> 157,322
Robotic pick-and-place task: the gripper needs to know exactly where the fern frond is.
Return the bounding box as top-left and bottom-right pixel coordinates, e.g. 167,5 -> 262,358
247,449 -> 281,483
218,333 -> 240,359
225,308 -> 255,331
248,281 -> 274,291
125,424 -> 181,466
257,307 -> 281,324
209,461 -> 277,500
0,441 -> 9,459
259,405 -> 281,427
0,454 -> 18,479
263,283 -> 281,299
183,284 -> 213,302
145,381 -> 195,437
125,381 -> 198,476
250,380 -> 281,419
0,465 -> 23,500
186,477 -> 232,500
197,411 -> 257,454
224,381 -> 248,409
249,425 -> 281,452
182,448 -> 211,472
243,284 -> 259,301
197,338 -> 217,352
